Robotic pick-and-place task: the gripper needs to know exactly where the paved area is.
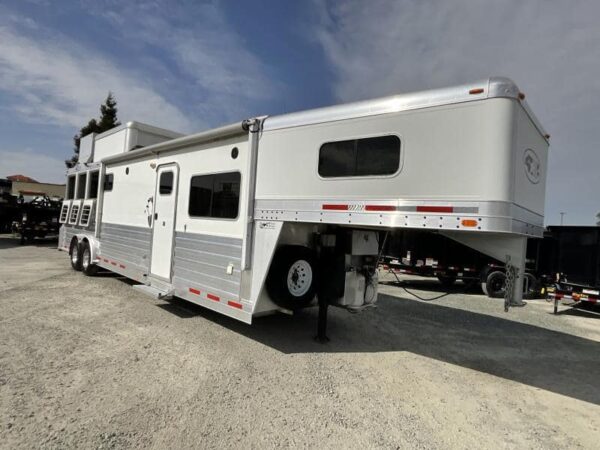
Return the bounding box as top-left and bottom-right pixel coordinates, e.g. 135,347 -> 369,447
1,234 -> 599,448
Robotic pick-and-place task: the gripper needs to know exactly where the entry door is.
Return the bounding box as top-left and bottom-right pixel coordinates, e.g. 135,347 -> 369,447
150,164 -> 179,279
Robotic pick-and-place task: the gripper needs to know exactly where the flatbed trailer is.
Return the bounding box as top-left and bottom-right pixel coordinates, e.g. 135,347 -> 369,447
540,226 -> 600,313
57,77 -> 549,331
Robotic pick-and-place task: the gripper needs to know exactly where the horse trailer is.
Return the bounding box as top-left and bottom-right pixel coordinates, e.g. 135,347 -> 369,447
58,77 -> 549,324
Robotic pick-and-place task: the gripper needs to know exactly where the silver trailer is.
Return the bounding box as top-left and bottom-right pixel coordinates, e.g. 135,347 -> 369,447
59,77 -> 549,325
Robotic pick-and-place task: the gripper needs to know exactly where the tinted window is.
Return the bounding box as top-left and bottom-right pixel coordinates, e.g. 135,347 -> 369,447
319,135 -> 400,177
66,176 -> 76,199
189,172 -> 241,219
159,171 -> 174,195
76,173 -> 87,199
103,173 -> 114,191
89,171 -> 99,199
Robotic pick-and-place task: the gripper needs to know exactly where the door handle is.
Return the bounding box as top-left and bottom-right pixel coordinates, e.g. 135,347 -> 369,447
154,213 -> 158,220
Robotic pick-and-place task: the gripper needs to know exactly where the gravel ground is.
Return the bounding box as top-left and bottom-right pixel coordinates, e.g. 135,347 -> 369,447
1,234 -> 599,449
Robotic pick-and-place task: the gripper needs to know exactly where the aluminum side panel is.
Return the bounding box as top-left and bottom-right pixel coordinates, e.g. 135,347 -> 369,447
99,222 -> 152,272
172,232 -> 243,301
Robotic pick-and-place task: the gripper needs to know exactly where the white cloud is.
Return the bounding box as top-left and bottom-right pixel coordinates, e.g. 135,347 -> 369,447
0,22 -> 195,133
0,148 -> 66,184
314,0 -> 600,224
97,1 -> 278,123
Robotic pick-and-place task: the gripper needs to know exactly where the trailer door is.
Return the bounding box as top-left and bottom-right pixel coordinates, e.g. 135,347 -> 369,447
150,164 -> 179,280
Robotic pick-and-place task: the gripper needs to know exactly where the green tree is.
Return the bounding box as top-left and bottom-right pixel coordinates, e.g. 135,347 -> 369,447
66,92 -> 121,167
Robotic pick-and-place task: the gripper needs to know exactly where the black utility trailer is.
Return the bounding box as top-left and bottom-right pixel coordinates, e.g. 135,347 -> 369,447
381,229 -> 540,298
13,196 -> 62,244
541,226 -> 600,313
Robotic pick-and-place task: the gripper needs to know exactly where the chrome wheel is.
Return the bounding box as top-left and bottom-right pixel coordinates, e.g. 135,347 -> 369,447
82,246 -> 90,271
71,245 -> 79,265
286,260 -> 312,297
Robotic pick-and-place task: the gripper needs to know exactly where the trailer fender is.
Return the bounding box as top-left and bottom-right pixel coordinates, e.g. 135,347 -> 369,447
75,234 -> 101,264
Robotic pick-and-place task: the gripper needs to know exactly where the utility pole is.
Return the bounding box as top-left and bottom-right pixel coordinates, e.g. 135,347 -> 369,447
560,212 -> 565,225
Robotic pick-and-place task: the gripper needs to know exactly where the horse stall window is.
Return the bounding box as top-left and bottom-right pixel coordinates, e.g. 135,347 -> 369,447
319,135 -> 401,177
88,171 -> 99,199
76,172 -> 87,199
66,175 -> 76,199
189,172 -> 241,219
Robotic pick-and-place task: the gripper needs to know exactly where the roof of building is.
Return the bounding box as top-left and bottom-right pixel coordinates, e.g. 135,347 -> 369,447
7,174 -> 38,183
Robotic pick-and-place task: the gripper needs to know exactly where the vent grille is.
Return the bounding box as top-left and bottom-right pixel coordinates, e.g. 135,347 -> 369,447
59,203 -> 70,223
79,204 -> 92,226
68,204 -> 80,224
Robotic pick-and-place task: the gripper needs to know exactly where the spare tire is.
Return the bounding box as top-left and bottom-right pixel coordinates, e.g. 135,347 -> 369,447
266,246 -> 318,310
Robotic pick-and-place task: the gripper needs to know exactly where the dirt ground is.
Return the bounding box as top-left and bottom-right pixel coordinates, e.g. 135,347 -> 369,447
1,234 -> 599,449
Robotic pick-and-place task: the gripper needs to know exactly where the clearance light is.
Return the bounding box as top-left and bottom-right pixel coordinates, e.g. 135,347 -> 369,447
461,219 -> 478,227
469,88 -> 484,95
518,92 -> 526,100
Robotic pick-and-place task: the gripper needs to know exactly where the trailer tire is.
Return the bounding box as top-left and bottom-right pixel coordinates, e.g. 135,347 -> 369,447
69,238 -> 82,271
436,274 -> 456,288
266,246 -> 318,311
80,241 -> 98,276
482,270 -> 506,298
522,273 -> 539,299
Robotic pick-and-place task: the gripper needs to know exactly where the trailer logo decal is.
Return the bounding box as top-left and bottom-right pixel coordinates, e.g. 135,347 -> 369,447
523,149 -> 540,184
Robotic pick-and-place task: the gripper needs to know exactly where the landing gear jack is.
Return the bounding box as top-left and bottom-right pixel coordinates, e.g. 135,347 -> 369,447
315,295 -> 330,343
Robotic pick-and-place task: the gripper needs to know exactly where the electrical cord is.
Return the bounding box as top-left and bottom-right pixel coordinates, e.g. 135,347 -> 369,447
388,267 -> 451,301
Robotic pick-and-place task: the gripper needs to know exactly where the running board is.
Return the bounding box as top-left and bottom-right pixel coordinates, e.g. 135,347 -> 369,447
132,284 -> 174,300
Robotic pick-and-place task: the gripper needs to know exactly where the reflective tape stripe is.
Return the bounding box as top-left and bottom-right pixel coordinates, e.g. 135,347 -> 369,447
189,288 -> 201,295
228,301 -> 243,309
207,293 -> 220,302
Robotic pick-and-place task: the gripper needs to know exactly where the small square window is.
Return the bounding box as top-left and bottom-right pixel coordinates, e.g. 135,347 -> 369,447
159,171 -> 174,195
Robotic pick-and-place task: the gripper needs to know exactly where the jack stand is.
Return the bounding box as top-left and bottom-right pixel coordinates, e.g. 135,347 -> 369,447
315,295 -> 330,343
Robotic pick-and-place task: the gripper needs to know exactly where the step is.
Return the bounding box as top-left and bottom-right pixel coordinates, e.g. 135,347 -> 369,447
132,284 -> 173,300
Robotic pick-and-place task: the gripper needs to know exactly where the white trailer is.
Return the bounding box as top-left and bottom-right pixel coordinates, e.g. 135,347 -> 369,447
59,77 -> 549,326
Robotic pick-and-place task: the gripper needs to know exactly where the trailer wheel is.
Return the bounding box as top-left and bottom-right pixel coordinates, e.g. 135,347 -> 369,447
80,241 -> 98,276
482,270 -> 506,298
522,273 -> 539,299
436,274 -> 456,288
69,238 -> 82,271
266,246 -> 318,310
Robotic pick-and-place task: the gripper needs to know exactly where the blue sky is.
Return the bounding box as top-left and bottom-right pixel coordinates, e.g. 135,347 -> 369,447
1,0 -> 599,225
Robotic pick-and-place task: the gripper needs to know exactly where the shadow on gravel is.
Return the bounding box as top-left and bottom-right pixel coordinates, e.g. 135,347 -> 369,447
161,293 -> 600,406
0,235 -> 58,250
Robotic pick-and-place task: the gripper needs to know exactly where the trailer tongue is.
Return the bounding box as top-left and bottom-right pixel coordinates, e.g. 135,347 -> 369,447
58,77 -> 549,337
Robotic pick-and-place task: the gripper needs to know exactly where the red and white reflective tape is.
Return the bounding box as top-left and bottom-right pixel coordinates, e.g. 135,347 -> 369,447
321,203 -> 478,214
102,257 -> 126,269
188,287 -> 244,310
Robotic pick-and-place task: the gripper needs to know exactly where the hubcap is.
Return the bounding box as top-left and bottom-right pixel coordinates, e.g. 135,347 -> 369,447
287,260 -> 312,297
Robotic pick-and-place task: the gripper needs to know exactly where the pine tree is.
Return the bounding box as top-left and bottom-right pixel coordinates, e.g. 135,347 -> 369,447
66,92 -> 121,167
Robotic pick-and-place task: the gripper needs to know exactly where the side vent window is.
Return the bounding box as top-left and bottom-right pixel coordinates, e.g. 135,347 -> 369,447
79,201 -> 94,227
189,172 -> 241,219
59,202 -> 70,224
318,135 -> 401,178
68,202 -> 81,225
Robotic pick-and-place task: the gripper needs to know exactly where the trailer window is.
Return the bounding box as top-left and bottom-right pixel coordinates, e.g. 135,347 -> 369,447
66,176 -> 76,199
159,171 -> 174,195
319,135 -> 400,177
76,173 -> 87,199
103,173 -> 114,192
189,172 -> 241,219
89,171 -> 99,199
